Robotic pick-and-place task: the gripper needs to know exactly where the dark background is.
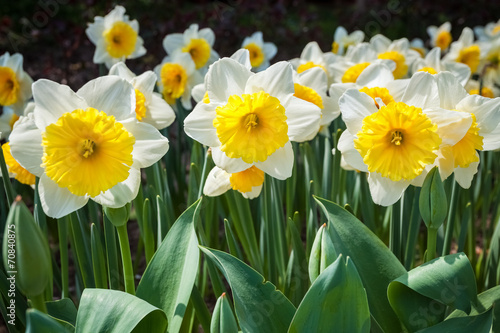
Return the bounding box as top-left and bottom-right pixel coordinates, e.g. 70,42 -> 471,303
0,0 -> 498,90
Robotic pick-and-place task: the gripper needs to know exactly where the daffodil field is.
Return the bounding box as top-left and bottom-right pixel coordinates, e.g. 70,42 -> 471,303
2,4 -> 500,333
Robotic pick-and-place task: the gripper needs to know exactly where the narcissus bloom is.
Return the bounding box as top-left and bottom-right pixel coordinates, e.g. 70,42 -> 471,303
8,76 -> 169,218
444,27 -> 482,74
203,165 -> 264,199
369,35 -> 420,79
184,58 -> 321,180
337,72 -> 471,205
465,79 -> 499,98
332,26 -> 365,55
0,52 -> 33,113
109,62 -> 175,130
242,31 -> 277,71
290,42 -> 337,84
427,22 -> 453,51
86,5 -> 146,68
1,140 -> 36,186
163,24 -> 219,72
474,19 -> 500,42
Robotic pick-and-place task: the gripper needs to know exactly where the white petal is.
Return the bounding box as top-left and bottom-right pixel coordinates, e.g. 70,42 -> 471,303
132,71 -> 157,99
286,96 -> 322,142
199,28 -> 215,46
144,93 -> 176,130
425,107 -> 472,146
32,79 -> 88,128
263,42 -> 278,60
191,83 -> 206,103
356,63 -> 395,87
92,168 -> 141,207
183,102 -> 220,147
297,67 -> 327,92
254,141 -> 294,180
384,78 -> 409,102
206,58 -> 251,103
367,173 -> 410,206
211,147 -> 250,173
109,62 -> 136,81
245,61 -> 294,105
370,34 -> 391,53
38,174 -> 88,218
337,131 -> 368,172
162,33 -> 184,54
8,115 -> 44,176
301,42 -> 323,62
456,95 -> 500,133
442,62 -> 471,86
401,72 -> 439,108
454,161 -> 479,189
339,88 -> 378,134
436,72 -> 468,109
483,124 -> 500,150
203,167 -> 231,197
230,49 -> 252,70
425,47 -> 442,69
77,76 -> 135,121
241,184 -> 263,199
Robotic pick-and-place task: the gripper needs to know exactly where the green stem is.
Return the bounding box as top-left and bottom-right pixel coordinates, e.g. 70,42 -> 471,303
116,224 -> 135,295
442,179 -> 459,255
57,218 -> 69,298
426,227 -> 438,262
0,146 -> 15,206
30,293 -> 47,313
390,199 -> 402,261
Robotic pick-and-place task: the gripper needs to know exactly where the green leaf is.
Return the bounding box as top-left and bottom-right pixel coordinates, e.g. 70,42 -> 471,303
289,254 -> 370,333
26,309 -> 73,333
314,196 -> 406,333
136,198 -> 201,333
388,252 -> 477,332
211,292 -> 239,333
75,289 -> 167,333
201,247 -> 296,333
416,308 -> 493,333
46,298 -> 77,326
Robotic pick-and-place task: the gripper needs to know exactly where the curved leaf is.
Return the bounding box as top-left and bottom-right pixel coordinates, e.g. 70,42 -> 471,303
201,247 -> 296,333
314,196 -> 406,333
289,254 -> 370,333
416,308 -> 493,333
75,289 -> 167,333
136,198 -> 202,333
388,252 -> 477,332
26,309 -> 73,333
46,298 -> 77,327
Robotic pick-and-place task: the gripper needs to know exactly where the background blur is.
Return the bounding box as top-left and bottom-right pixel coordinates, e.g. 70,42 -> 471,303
1,0 -> 498,90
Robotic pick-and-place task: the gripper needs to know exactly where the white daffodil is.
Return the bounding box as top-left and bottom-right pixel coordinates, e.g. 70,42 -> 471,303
410,38 -> 427,57
163,24 -> 219,73
1,139 -> 36,186
290,41 -> 337,84
0,52 -> 33,113
444,27 -> 482,74
435,71 -> 500,188
337,72 -> 471,206
85,5 -> 146,69
8,76 -> 169,218
184,58 -> 322,180
154,52 -> 203,110
330,42 -> 396,84
369,35 -> 421,79
109,62 -> 175,130
332,26 -> 365,55
474,19 -> 500,42
241,31 -> 277,71
465,79 -> 499,98
427,22 -> 453,51
411,47 -> 471,86
203,165 -> 263,199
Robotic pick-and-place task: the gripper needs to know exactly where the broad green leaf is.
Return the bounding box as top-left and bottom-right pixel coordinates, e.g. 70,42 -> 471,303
201,247 -> 296,333
416,307 -> 493,333
211,292 -> 239,333
448,285 -> 500,333
136,198 -> 201,333
314,196 -> 406,333
46,298 -> 77,326
75,289 -> 167,333
26,309 -> 73,333
289,254 -> 370,333
388,252 -> 477,332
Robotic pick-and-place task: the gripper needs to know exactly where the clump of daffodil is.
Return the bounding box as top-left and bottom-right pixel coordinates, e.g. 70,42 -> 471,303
427,22 -> 453,51
0,52 -> 33,114
8,76 -> 169,218
86,5 -> 146,69
163,24 -> 219,73
290,41 -> 337,85
109,62 -> 175,130
241,31 -> 277,71
332,26 -> 365,55
444,27 -> 482,74
369,35 -> 421,79
337,72 -> 472,206
184,58 -> 321,180
204,165 -> 264,199
154,52 -> 203,110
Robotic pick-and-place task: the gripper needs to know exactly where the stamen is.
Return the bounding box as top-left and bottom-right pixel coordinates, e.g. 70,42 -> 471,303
82,139 -> 95,158
245,113 -> 258,132
391,130 -> 403,145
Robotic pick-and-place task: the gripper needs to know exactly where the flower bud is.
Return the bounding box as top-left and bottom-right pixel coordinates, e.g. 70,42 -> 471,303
103,202 -> 131,227
308,223 -> 337,283
210,292 -> 238,333
419,167 -> 447,229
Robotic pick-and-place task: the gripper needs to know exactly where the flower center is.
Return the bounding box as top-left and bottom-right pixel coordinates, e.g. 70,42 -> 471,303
418,66 -> 438,75
436,31 -> 452,50
0,67 -> 20,106
134,89 -> 147,121
213,91 -> 288,164
103,21 -> 138,58
342,62 -> 371,83
229,166 -> 265,193
2,142 -> 36,186
244,43 -> 265,68
41,107 -> 135,197
160,63 -> 187,105
451,113 -> 483,168
469,87 -> 494,98
354,102 -> 441,181
457,45 -> 481,73
293,83 -> 324,109
359,86 -> 394,108
297,61 -> 326,74
182,38 -> 211,69
378,51 -> 408,79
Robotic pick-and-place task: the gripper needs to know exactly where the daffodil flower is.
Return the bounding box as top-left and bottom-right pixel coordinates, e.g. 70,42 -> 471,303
86,5 -> 146,69
184,58 -> 322,180
109,62 -> 175,130
337,72 -> 471,206
332,26 -> 365,55
474,19 -> 500,42
427,22 -> 453,51
481,38 -> 500,86
444,27 -> 482,74
242,31 -> 277,71
203,165 -> 264,199
465,79 -> 499,98
0,52 -> 33,113
8,76 -> 169,218
435,71 -> 500,188
290,41 -> 337,84
162,24 -> 219,73
369,35 -> 421,79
